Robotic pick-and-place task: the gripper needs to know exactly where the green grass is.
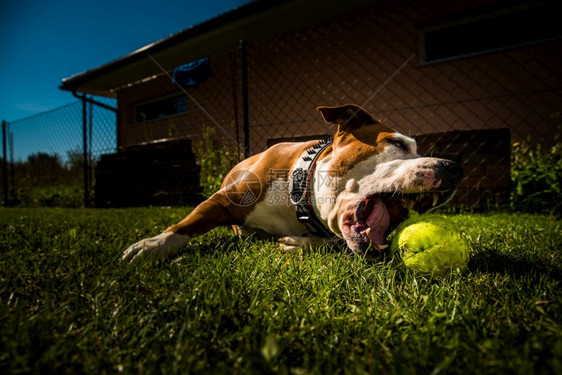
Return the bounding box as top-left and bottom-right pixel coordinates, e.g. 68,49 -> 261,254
1,207 -> 561,374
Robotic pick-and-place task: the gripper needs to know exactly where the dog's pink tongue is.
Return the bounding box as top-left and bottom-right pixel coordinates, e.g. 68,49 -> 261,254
365,198 -> 390,250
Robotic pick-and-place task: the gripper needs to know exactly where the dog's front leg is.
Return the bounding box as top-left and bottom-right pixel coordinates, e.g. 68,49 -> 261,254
121,193 -> 242,262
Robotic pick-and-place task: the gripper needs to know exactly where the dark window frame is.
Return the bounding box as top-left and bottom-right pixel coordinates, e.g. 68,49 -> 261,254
135,94 -> 188,123
421,2 -> 562,63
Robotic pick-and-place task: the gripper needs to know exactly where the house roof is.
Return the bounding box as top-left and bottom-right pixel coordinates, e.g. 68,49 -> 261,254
60,0 -> 374,97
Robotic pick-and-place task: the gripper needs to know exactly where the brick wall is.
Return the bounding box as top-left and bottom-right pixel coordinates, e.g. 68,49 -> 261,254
245,0 -> 560,153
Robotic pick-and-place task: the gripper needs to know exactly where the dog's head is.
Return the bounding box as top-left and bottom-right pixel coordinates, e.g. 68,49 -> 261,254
314,104 -> 463,255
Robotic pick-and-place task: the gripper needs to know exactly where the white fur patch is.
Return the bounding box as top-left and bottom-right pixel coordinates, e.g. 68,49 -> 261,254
243,190 -> 309,236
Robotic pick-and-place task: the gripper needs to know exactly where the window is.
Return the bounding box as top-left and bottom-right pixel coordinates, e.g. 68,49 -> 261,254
422,2 -> 562,62
136,95 -> 187,123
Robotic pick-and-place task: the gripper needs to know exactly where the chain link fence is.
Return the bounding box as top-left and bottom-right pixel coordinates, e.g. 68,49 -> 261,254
2,0 -> 561,210
241,0 -> 561,210
1,98 -> 116,207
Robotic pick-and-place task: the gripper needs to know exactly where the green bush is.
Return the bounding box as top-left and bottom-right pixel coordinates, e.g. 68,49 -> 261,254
193,126 -> 241,197
14,186 -> 84,208
5,151 -> 86,208
511,124 -> 561,215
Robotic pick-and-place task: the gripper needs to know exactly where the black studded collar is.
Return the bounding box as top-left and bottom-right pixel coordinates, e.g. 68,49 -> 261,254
289,138 -> 335,238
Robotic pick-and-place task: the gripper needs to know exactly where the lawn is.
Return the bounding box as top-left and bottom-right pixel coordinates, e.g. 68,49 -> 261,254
0,207 -> 561,374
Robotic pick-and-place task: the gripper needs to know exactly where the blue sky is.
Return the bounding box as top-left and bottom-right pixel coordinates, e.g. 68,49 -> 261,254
0,0 -> 251,123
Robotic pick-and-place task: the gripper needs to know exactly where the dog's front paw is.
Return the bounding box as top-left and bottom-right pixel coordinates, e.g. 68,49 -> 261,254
278,235 -> 332,252
121,232 -> 190,263
278,236 -> 302,252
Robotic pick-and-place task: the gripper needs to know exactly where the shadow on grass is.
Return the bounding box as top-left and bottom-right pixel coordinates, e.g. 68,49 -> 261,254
469,248 -> 562,281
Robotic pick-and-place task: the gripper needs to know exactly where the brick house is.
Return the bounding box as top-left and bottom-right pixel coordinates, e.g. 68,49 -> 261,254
61,0 -> 562,207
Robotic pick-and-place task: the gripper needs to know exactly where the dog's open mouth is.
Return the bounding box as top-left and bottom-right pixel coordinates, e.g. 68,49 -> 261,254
347,191 -> 454,252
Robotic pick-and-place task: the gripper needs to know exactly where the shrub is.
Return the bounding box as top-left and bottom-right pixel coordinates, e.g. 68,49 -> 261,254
5,151 -> 86,207
511,122 -> 561,215
193,126 -> 241,197
14,186 -> 84,208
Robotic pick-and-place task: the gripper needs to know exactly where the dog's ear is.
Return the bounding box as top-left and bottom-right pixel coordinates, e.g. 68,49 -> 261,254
317,104 -> 377,128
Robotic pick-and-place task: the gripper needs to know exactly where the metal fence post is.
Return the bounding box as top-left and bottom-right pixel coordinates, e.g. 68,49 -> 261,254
88,101 -> 93,199
81,96 -> 89,207
2,120 -> 8,206
240,40 -> 250,158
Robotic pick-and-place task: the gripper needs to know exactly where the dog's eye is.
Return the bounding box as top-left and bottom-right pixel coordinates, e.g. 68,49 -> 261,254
387,138 -> 408,151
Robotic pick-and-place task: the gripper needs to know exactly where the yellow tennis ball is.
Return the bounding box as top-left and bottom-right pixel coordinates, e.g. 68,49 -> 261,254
390,213 -> 470,276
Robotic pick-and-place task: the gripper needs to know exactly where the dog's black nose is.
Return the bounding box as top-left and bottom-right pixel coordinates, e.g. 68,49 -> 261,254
438,160 -> 464,183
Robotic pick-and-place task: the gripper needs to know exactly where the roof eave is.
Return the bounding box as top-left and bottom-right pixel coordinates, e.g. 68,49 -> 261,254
60,0 -> 373,97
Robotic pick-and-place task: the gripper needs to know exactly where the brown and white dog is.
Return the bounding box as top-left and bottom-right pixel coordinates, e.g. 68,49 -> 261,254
122,104 -> 463,262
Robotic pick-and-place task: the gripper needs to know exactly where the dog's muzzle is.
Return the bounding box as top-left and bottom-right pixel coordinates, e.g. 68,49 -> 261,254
341,160 -> 463,254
